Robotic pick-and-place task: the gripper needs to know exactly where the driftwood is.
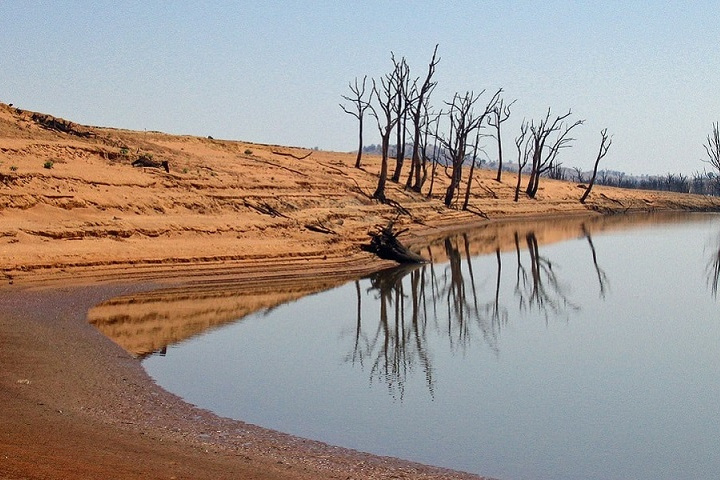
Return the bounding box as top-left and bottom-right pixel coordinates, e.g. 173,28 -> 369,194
305,223 -> 336,234
244,200 -> 289,218
251,158 -> 307,177
132,156 -> 169,173
271,150 -> 312,160
363,222 -> 427,264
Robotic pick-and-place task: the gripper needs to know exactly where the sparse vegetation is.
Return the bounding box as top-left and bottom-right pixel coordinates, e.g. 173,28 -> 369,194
244,149 -> 253,155
43,160 -> 54,169
10,165 -> 18,172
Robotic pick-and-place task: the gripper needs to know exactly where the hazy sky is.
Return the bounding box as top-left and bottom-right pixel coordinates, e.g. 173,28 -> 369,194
3,2 -> 719,175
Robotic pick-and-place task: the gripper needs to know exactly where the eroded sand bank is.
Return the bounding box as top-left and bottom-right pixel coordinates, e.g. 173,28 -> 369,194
3,103 -> 719,479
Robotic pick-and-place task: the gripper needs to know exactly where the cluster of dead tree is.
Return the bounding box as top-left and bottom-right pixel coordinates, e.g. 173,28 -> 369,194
340,45 -> 613,211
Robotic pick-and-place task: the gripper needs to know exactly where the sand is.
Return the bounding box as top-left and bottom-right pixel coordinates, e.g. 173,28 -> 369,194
2,102 -> 719,479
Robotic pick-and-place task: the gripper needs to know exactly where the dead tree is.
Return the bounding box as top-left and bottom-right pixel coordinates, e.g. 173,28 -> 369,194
340,76 -> 373,168
580,128 -> 612,203
582,224 -> 608,298
462,128 -> 483,210
132,155 -> 169,173
364,221 -> 427,264
573,166 -> 586,183
409,101 -> 438,193
525,109 -> 584,198
703,122 -> 720,176
391,54 -> 411,183
439,89 -> 500,207
513,120 -> 530,202
487,98 -> 514,182
406,44 -> 440,192
369,64 -> 402,202
425,110 -> 443,198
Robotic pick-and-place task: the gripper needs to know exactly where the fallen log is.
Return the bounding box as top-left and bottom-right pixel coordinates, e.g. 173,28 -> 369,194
244,200 -> 289,218
271,150 -> 313,160
363,222 -> 427,264
132,156 -> 169,173
305,223 -> 336,235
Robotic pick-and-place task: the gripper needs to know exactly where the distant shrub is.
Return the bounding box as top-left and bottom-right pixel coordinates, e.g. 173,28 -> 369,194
10,165 -> 18,172
244,149 -> 253,155
120,147 -> 129,156
43,160 -> 54,169
182,168 -> 189,174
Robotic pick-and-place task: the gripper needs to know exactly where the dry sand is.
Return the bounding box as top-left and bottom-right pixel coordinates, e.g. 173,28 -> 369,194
2,102 -> 719,479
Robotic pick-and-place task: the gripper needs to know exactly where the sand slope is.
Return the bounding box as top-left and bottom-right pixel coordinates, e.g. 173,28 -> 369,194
2,103 -> 720,479
3,102 -> 719,287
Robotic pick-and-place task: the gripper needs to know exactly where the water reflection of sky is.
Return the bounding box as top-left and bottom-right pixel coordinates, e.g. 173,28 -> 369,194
140,213 -> 720,480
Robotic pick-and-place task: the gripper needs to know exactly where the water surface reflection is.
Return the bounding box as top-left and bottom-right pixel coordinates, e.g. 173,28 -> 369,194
349,224 -> 612,398
93,212 -> 720,480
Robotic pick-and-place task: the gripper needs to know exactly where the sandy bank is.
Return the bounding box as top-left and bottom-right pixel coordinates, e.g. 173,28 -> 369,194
3,103 -> 720,479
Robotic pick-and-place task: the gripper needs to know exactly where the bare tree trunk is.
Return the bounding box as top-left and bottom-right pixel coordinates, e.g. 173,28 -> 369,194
369,61 -> 401,202
374,132 -> 392,201
580,128 -> 612,203
525,109 -> 582,199
514,167 -> 524,202
462,130 -> 482,210
355,116 -> 364,168
409,45 -> 440,192
441,89 -> 500,208
340,76 -> 372,169
495,127 -> 504,181
514,121 -> 530,202
391,55 -> 410,183
488,99 -> 514,182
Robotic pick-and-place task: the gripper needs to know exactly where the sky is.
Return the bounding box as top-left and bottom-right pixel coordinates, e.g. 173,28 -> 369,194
2,1 -> 719,176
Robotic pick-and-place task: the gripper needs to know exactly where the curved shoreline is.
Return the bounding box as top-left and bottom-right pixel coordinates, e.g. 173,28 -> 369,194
4,210 -> 719,480
3,104 -> 720,478
1,266 -> 490,480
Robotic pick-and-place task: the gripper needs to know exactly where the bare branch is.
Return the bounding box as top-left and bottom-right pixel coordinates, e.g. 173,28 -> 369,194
580,128 -> 613,203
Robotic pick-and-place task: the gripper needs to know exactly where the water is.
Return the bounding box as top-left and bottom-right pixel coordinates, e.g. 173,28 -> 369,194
138,213 -> 720,479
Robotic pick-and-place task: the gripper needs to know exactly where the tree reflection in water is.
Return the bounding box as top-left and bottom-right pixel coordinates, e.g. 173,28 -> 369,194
347,225 -> 608,398
706,228 -> 720,298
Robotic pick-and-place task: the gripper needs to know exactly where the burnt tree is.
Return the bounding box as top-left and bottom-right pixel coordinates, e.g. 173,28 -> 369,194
580,128 -> 612,203
406,44 -> 440,192
425,110 -> 443,198
369,63 -> 402,202
525,109 -> 583,198
340,76 -> 373,169
439,89 -> 500,208
488,98 -> 515,182
391,54 -> 411,183
462,128 -> 483,211
513,120 -> 531,202
703,122 -> 720,176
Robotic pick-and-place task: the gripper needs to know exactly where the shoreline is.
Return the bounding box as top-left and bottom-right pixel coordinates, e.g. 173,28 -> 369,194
3,210 -> 718,480
4,104 -> 720,478
1,242 -> 490,480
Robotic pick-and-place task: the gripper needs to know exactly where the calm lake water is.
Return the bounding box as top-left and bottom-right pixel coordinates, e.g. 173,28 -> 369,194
141,213 -> 720,479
